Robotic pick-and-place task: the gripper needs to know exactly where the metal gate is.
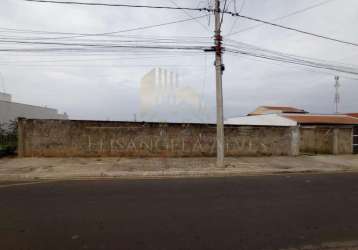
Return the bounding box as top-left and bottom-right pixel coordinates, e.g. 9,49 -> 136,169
354,126 -> 358,154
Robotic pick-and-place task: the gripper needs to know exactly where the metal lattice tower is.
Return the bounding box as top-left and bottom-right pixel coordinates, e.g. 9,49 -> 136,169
334,76 -> 340,114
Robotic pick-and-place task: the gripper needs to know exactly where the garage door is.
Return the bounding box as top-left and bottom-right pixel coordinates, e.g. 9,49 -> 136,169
354,126 -> 358,154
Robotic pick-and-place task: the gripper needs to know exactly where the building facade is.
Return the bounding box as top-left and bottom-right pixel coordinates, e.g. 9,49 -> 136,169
0,92 -> 67,128
139,68 -> 211,123
226,111 -> 358,155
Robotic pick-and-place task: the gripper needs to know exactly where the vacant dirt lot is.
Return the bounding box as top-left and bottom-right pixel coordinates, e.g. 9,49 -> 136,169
0,155 -> 358,180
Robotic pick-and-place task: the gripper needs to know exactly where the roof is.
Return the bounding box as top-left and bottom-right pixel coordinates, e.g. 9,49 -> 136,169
283,114 -> 358,125
248,106 -> 308,116
226,113 -> 358,127
347,113 -> 358,118
262,106 -> 306,113
225,114 -> 297,127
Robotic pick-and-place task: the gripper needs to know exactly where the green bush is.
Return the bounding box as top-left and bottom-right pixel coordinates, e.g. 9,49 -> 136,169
0,120 -> 17,157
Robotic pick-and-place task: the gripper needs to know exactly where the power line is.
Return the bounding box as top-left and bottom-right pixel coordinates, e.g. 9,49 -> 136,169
0,39 -> 209,52
226,0 -> 336,36
24,0 -> 210,12
24,0 -> 358,48
0,49 -> 206,57
0,26 -> 206,39
220,0 -> 228,28
227,0 -> 246,35
224,10 -> 358,48
0,63 -> 206,68
0,27 -> 210,45
168,0 -> 211,33
225,39 -> 358,70
16,0 -> 358,67
230,48 -> 358,81
9,15 -> 210,40
225,38 -> 356,66
226,48 -> 358,76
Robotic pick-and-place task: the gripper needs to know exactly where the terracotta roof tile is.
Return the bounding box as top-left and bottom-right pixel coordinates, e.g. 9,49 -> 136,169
262,106 -> 306,113
283,114 -> 358,125
347,113 -> 358,118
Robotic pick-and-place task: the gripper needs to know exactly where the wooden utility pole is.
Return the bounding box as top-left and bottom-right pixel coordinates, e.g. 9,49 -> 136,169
214,0 -> 225,167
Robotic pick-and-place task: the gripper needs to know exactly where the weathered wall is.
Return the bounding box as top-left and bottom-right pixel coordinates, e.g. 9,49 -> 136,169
336,127 -> 353,154
18,119 -> 295,157
300,126 -> 353,154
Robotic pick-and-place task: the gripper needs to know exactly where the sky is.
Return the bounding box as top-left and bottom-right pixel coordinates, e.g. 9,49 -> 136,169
0,0 -> 358,122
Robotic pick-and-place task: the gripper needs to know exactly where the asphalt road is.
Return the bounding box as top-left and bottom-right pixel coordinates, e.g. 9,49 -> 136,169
1,174 -> 358,250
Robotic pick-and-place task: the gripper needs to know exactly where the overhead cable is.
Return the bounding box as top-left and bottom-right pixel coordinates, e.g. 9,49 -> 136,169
24,0 -> 210,12
0,39 -> 209,52
24,0 -> 358,48
226,48 -> 358,76
226,0 -> 336,36
224,10 -> 358,48
6,14 -> 209,40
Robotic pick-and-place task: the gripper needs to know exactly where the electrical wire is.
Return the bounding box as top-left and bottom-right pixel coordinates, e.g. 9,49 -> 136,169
226,0 -> 246,36
223,10 -> 358,48
0,39 -> 210,50
225,39 -> 358,69
24,0 -> 211,12
220,0 -> 228,29
2,15 -> 209,41
226,48 -> 358,76
226,0 -> 336,36
23,0 -> 358,48
168,0 -> 211,33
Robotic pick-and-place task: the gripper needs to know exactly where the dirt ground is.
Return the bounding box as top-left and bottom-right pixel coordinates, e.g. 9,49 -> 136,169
0,155 -> 358,180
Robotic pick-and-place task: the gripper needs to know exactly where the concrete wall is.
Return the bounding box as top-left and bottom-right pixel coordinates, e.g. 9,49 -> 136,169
18,119 -> 296,157
18,119 -> 354,157
0,101 -> 67,128
300,126 -> 353,154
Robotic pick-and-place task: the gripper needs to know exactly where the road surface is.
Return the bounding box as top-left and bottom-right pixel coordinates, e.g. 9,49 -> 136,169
1,173 -> 358,250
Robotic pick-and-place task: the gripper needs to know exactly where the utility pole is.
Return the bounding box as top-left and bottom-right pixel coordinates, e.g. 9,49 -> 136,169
214,0 -> 225,167
334,76 -> 340,114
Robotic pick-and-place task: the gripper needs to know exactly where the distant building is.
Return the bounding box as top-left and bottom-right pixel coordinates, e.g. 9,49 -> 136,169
248,106 -> 308,116
0,92 -> 11,102
282,114 -> 358,125
347,113 -> 358,119
0,92 -> 68,128
226,113 -> 358,127
226,114 -> 296,127
139,68 -> 211,123
226,113 -> 358,154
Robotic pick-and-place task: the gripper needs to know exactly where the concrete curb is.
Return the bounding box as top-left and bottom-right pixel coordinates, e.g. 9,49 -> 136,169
1,169 -> 357,181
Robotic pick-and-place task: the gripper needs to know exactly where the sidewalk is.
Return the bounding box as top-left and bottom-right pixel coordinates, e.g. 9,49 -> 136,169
0,155 -> 358,180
